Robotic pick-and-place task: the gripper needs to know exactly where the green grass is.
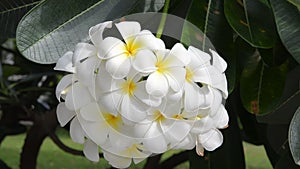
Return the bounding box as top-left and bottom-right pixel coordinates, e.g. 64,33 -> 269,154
0,129 -> 271,169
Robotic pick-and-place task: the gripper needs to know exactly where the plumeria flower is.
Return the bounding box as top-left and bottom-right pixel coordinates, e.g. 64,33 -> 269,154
182,46 -> 228,116
133,99 -> 192,154
97,21 -> 165,79
133,43 -> 190,97
97,68 -> 161,122
54,19 -> 229,168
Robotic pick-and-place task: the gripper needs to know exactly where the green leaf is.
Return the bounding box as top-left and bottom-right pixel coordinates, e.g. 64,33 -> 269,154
180,0 -> 214,51
269,0 -> 300,63
289,107 -> 300,166
0,0 -> 41,43
16,0 -> 162,64
240,51 -> 288,115
287,0 -> 300,10
224,0 -> 277,48
256,65 -> 300,124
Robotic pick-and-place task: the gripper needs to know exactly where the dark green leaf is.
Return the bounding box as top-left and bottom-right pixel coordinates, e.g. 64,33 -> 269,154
289,107 -> 300,166
257,65 -> 300,124
269,0 -> 300,63
16,0 -> 162,64
0,0 -> 41,43
287,0 -> 300,10
224,0 -> 277,48
240,51 -> 288,115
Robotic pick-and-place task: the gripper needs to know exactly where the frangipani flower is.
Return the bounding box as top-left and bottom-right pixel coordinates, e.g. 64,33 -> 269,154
54,19 -> 229,168
133,100 -> 192,154
97,68 -> 161,122
183,46 -> 228,116
97,21 -> 165,79
133,43 -> 189,97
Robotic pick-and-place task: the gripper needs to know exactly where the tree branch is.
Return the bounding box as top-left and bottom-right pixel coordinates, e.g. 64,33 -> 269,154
48,132 -> 84,156
143,154 -> 162,169
157,151 -> 189,169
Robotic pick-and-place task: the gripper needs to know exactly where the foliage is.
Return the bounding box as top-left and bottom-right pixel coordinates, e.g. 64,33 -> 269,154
0,0 -> 299,168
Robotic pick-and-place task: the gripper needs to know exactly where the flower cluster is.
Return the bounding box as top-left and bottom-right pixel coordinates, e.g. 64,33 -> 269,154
54,20 -> 228,168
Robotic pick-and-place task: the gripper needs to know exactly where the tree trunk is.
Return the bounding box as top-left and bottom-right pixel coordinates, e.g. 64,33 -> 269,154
20,110 -> 57,169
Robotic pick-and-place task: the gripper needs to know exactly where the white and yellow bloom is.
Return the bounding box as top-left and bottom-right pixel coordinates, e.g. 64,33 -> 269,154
97,21 -> 165,79
133,43 -> 189,97
54,19 -> 229,168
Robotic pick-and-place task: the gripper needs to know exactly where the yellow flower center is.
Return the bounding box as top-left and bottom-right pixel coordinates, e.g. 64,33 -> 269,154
155,56 -> 169,74
124,37 -> 140,57
153,110 -> 165,122
103,113 -> 121,129
121,80 -> 137,96
185,67 -> 193,83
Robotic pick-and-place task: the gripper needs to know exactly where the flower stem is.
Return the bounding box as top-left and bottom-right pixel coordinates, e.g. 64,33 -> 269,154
156,0 -> 170,39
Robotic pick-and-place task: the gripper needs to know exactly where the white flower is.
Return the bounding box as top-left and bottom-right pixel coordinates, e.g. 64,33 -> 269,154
96,67 -> 161,122
97,21 -> 165,79
133,100 -> 192,154
54,19 -> 230,168
133,43 -> 190,97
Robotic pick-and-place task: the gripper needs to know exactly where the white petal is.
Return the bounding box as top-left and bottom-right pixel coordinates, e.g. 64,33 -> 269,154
135,81 -> 161,107
187,46 -> 211,70
162,101 -> 181,118
191,116 -> 214,134
99,91 -> 122,116
166,89 -> 183,102
115,21 -> 141,42
83,139 -> 99,162
211,105 -> 229,129
95,64 -> 121,94
56,74 -> 73,101
198,129 -> 223,151
146,72 -> 169,97
80,102 -> 101,122
76,56 -> 100,99
106,54 -> 131,79
109,129 -> 134,149
120,95 -> 147,122
98,37 -> 125,59
165,67 -> 186,92
56,102 -> 75,126
89,21 -> 112,46
173,134 -> 196,150
143,122 -> 168,153
169,43 -> 190,65
210,49 -> 227,72
161,119 -> 192,145
65,82 -> 93,111
72,43 -> 97,65
132,30 -> 165,51
193,66 -> 228,98
54,51 -> 74,73
78,114 -> 108,145
103,150 -> 132,168
209,87 -> 223,117
70,117 -> 85,144
184,83 -> 213,112
133,49 -> 157,73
